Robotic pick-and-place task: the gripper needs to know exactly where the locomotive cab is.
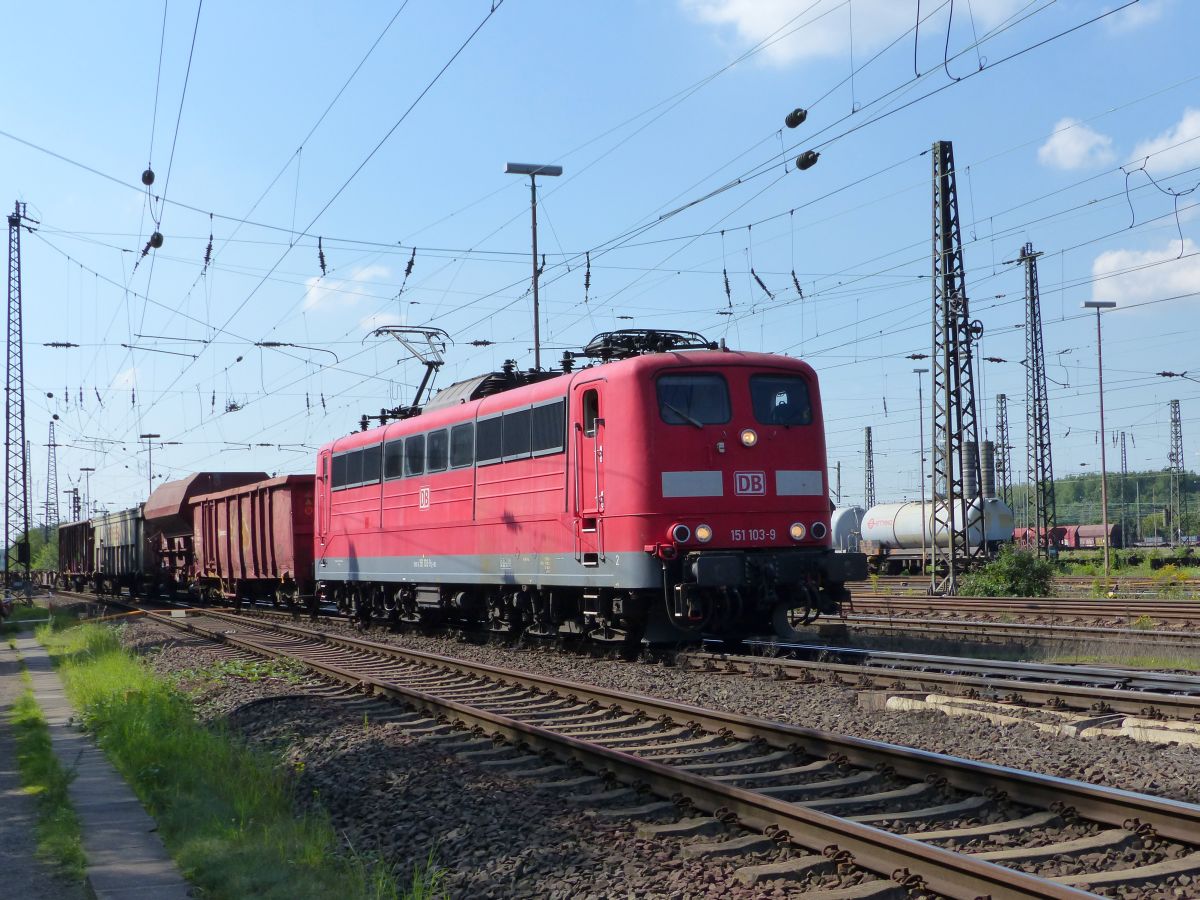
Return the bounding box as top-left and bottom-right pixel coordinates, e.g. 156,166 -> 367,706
581,346 -> 864,641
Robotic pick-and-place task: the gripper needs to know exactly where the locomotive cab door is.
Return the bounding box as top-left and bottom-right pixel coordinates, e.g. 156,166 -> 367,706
316,450 -> 331,547
572,382 -> 605,566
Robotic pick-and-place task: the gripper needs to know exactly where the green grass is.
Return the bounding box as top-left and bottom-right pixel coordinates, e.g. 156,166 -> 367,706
173,656 -> 310,687
8,670 -> 87,881
38,622 -> 447,900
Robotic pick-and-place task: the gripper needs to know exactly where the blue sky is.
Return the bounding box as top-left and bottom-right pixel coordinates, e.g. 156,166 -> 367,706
1,0 -> 1197,517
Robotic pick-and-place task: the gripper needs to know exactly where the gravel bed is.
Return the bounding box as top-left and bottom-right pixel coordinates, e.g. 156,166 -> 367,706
277,615 -> 1200,805
115,619 -> 885,897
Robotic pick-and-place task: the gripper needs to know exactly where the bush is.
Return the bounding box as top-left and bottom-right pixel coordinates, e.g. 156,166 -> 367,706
959,546 -> 1055,597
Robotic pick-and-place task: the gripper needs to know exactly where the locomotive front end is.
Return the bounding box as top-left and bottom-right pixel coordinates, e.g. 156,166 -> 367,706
633,352 -> 866,640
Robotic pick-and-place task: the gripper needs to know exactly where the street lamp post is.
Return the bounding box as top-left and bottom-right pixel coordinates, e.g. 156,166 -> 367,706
139,434 -> 160,496
504,162 -> 562,371
1083,300 -> 1116,582
913,367 -> 931,590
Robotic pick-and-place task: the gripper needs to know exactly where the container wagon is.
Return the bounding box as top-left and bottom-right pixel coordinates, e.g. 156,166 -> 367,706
143,472 -> 267,596
56,519 -> 93,591
92,507 -> 150,597
192,474 -> 316,608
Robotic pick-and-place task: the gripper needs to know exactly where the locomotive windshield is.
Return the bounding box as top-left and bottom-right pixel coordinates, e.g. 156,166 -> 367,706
750,374 -> 812,426
656,373 -> 730,426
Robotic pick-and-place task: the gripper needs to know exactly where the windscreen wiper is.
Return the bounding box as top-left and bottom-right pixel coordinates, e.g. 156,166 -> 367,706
662,402 -> 704,429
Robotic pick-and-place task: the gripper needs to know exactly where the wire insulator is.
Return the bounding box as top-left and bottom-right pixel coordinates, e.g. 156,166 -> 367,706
318,236 -> 327,276
792,270 -> 804,298
584,251 -> 591,303
722,267 -> 732,307
752,269 -> 774,301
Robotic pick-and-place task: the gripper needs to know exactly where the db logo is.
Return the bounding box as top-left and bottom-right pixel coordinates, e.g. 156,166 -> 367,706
419,487 -> 431,510
734,471 -> 766,496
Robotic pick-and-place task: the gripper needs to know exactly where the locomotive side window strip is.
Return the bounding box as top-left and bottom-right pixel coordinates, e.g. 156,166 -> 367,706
337,394 -> 567,486
657,373 -> 730,425
361,444 -> 382,486
502,407 -> 532,461
404,434 -> 426,477
531,398 -> 565,456
450,422 -> 474,468
427,429 -> 449,473
750,374 -> 812,426
476,415 -> 503,466
384,440 -> 404,480
344,449 -> 363,488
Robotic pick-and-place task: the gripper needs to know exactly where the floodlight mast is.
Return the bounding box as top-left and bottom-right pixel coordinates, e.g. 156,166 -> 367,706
505,162 -> 562,371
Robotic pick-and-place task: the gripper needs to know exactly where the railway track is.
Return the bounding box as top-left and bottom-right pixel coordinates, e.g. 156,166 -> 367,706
845,595 -> 1200,626
678,645 -> 1200,722
826,614 -> 1200,650
852,577 -> 1200,600
113,603 -> 1200,898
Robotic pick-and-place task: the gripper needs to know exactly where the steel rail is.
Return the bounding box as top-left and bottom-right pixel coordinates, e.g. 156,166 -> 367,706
833,614 -> 1200,647
847,596 -> 1200,621
676,650 -> 1200,720
147,609 -> 1093,900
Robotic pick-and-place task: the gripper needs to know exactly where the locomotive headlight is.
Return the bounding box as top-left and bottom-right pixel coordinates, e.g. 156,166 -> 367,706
740,428 -> 758,447
789,522 -> 806,541
670,523 -> 691,544
695,523 -> 713,543
810,521 -> 828,540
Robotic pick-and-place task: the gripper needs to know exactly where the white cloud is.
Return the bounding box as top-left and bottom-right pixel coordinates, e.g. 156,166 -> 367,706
1104,0 -> 1169,33
302,263 -> 392,311
679,0 -> 1024,67
1130,108 -> 1200,175
1091,239 -> 1200,307
1037,118 -> 1115,170
110,366 -> 139,390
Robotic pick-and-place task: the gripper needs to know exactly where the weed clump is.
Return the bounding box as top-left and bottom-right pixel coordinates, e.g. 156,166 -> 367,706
960,546 -> 1055,597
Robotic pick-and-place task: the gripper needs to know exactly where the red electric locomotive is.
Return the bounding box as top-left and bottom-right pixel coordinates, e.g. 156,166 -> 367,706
314,330 -> 866,644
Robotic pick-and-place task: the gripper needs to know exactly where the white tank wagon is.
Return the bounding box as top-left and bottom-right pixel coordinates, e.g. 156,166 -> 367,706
859,441 -> 1014,573
830,505 -> 865,552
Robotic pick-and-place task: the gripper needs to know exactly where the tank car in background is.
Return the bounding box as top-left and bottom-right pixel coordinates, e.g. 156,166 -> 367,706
830,506 -> 865,552
859,440 -> 1015,574
315,330 -> 866,643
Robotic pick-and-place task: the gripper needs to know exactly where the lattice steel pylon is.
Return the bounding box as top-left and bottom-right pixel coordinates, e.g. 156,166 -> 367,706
1020,241 -> 1056,557
5,202 -> 32,593
863,426 -> 876,509
929,141 -> 986,594
44,420 -> 59,539
995,393 -> 1013,508
1169,399 -> 1184,543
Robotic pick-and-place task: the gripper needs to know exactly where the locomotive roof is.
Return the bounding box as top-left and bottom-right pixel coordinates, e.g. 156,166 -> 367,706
327,348 -> 814,453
